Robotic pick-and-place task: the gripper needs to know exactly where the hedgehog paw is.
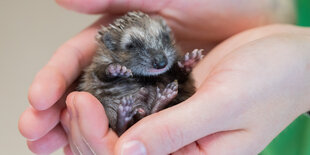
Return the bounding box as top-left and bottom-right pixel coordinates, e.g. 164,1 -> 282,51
178,49 -> 204,73
151,81 -> 178,113
106,63 -> 132,78
116,96 -> 137,136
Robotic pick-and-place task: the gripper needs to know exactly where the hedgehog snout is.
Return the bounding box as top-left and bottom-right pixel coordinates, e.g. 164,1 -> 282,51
152,54 -> 167,69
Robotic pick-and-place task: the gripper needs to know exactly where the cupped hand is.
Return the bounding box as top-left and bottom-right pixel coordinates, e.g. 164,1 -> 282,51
18,16 -> 114,154
59,25 -> 310,155
113,25 -> 310,155
18,0 -> 296,154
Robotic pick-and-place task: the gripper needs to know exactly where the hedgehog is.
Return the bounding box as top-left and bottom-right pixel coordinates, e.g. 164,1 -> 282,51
78,11 -> 203,136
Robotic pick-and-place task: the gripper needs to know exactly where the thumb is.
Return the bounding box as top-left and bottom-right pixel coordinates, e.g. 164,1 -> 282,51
115,85 -> 239,155
61,92 -> 118,154
55,0 -> 172,14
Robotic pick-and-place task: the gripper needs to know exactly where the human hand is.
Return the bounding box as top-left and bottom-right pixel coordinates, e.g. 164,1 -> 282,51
18,17 -> 115,154
112,25 -> 310,154
19,0 -> 296,154
56,0 -> 295,51
58,25 -> 310,155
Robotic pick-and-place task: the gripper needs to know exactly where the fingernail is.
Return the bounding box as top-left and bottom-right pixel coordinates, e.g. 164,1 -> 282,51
121,140 -> 147,155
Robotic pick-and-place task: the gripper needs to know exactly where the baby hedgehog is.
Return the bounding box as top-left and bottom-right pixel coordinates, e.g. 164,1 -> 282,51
78,11 -> 203,136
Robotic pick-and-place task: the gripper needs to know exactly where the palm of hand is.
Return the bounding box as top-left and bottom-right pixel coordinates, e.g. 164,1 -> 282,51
113,25 -> 310,154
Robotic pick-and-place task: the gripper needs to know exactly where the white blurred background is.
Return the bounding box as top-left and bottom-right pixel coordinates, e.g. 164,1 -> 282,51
0,1 -> 99,154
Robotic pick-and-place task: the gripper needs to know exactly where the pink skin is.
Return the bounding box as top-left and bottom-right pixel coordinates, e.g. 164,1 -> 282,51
148,67 -> 169,75
19,0 -> 296,154
55,0 -> 293,52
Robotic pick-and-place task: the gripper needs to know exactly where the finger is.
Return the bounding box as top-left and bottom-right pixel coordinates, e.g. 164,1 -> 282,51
60,109 -> 81,155
171,130 -> 253,155
27,124 -> 68,154
55,0 -> 172,14
65,92 -> 96,154
115,86 -> 241,155
196,130 -> 260,155
71,92 -> 118,154
19,84 -> 74,140
19,104 -> 63,140
28,16 -> 114,111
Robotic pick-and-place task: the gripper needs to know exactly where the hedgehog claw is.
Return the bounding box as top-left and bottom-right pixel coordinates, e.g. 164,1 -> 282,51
151,81 -> 178,113
178,49 -> 204,73
106,63 -> 132,78
116,95 -> 136,136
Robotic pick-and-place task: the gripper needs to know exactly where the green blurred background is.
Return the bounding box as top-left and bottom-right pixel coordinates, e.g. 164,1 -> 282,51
260,0 -> 310,154
296,0 -> 310,26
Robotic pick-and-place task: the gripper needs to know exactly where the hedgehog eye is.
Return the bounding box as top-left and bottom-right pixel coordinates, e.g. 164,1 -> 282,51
162,33 -> 171,43
124,38 -> 144,50
126,43 -> 135,50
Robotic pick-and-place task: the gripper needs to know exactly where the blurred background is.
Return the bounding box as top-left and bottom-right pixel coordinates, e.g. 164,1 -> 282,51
0,0 -> 98,154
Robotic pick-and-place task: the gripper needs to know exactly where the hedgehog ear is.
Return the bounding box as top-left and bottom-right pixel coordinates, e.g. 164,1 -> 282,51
97,29 -> 117,51
102,32 -> 117,51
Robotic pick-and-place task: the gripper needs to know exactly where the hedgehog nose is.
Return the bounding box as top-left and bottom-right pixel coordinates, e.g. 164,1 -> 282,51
153,55 -> 167,69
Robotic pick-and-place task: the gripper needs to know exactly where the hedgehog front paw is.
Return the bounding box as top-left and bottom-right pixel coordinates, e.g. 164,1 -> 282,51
151,81 -> 178,113
106,63 -> 132,78
178,49 -> 204,73
116,96 -> 137,136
